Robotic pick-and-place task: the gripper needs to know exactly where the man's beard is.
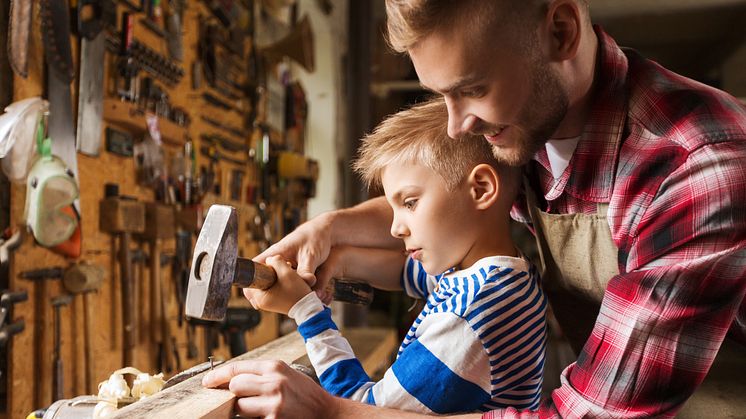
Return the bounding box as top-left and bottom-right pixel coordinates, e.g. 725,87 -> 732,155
491,63 -> 569,167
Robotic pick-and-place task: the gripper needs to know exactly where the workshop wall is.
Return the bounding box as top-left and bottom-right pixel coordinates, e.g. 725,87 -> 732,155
3,1 -> 318,418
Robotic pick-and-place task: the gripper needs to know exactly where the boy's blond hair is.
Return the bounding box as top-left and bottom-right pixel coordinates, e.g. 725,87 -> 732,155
354,97 -> 518,200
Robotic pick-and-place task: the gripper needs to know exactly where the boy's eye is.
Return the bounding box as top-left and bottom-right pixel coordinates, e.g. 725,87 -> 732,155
403,199 -> 418,210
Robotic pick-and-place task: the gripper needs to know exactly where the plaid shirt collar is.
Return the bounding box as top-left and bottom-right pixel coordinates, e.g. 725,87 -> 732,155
533,26 -> 628,203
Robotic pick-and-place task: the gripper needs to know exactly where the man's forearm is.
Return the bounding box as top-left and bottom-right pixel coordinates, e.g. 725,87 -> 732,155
340,246 -> 406,290
330,196 -> 401,249
329,397 -> 483,419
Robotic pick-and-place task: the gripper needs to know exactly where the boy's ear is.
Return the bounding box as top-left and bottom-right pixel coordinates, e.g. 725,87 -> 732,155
467,164 -> 500,210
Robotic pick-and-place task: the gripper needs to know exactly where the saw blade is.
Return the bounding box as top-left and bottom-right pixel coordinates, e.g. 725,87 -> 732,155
48,69 -> 80,215
40,0 -> 75,84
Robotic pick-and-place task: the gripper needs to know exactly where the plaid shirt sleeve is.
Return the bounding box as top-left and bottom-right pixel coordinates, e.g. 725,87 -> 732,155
485,139 -> 746,418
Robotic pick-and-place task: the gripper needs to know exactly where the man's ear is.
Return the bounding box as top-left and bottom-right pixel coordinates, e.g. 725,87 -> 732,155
468,164 -> 500,210
542,0 -> 582,61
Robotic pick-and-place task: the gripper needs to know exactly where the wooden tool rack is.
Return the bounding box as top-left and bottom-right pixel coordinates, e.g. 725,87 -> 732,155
4,2 -> 316,417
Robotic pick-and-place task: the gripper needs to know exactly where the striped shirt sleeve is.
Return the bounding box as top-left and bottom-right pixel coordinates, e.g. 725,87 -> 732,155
290,293 -> 493,414
401,256 -> 440,299
370,311 -> 492,413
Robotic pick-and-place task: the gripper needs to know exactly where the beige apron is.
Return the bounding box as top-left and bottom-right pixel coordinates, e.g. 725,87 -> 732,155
525,177 -> 746,418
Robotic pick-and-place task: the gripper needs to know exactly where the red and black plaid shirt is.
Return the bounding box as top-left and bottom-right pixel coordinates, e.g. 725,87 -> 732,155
489,26 -> 746,418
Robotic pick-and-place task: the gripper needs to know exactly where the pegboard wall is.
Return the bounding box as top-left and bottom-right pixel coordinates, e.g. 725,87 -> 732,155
3,1 -> 317,417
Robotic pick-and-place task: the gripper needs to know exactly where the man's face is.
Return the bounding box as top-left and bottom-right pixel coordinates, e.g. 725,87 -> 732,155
409,25 -> 569,166
382,162 -> 476,275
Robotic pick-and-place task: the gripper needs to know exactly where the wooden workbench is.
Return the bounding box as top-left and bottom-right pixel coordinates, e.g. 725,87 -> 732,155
113,327 -> 398,418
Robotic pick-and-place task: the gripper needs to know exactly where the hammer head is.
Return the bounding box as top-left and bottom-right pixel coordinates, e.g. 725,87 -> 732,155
185,205 -> 238,321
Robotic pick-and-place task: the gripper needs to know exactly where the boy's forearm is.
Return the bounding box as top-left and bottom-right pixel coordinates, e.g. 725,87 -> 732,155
339,246 -> 406,291
330,197 -> 402,250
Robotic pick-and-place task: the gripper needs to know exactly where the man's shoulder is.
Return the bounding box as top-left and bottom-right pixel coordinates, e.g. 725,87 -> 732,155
623,48 -> 746,153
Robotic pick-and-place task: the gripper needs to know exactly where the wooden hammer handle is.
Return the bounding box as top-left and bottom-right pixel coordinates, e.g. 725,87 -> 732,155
235,258 -> 277,289
234,258 -> 374,305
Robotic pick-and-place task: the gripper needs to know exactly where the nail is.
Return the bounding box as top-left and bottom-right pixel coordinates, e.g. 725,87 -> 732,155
208,356 -> 214,370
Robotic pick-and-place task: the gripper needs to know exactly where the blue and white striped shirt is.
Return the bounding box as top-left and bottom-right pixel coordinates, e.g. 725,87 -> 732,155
289,255 -> 547,414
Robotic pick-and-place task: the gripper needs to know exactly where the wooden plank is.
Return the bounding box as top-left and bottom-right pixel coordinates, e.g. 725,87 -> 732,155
113,331 -> 307,418
113,327 -> 399,418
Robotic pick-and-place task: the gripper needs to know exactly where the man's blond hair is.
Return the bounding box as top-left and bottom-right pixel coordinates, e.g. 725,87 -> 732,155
385,0 -> 590,53
354,98 -> 517,199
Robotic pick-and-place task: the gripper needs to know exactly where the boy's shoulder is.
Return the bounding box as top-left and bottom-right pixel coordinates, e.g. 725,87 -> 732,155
434,255 -> 540,319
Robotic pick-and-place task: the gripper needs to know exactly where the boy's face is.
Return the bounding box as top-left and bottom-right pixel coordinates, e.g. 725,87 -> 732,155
381,162 -> 478,275
409,23 -> 568,167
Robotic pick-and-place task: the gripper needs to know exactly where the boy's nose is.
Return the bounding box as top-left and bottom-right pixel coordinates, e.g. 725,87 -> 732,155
390,219 -> 408,239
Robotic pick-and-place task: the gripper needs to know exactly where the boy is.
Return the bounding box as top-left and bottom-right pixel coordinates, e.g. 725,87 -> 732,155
247,98 -> 547,414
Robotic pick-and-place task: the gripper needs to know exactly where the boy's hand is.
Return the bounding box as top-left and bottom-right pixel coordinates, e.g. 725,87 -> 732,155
244,255 -> 313,315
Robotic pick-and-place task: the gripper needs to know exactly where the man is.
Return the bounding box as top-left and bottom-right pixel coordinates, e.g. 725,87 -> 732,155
203,0 -> 746,417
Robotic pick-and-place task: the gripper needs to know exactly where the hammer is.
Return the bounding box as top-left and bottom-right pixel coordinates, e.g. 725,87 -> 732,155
99,185 -> 145,366
186,205 -> 374,321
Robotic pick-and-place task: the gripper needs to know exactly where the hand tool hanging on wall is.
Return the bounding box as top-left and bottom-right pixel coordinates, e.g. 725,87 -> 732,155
200,115 -> 248,139
18,267 -> 61,408
200,144 -> 248,166
130,248 -> 148,345
256,125 -> 274,203
172,232 -> 189,328
186,205 -> 375,322
0,289 -> 25,408
186,316 -> 220,358
0,290 -> 27,353
116,12 -> 140,102
174,216 -> 199,359
51,294 -> 72,402
138,204 -> 174,347
165,0 -> 185,61
41,0 -> 82,258
62,262 -> 104,394
99,185 -> 145,367
259,15 -> 315,73
76,0 -> 114,156
221,307 -> 261,357
106,32 -> 185,86
0,229 -> 22,266
41,0 -> 80,211
8,0 -> 33,78
134,203 -> 175,372
105,127 -> 134,157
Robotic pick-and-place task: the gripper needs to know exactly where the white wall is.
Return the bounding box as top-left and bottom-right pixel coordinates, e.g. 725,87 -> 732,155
296,0 -> 349,217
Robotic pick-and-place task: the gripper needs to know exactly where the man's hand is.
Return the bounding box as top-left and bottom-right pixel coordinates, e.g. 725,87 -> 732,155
244,256 -> 313,315
201,360 -> 338,419
253,212 -> 334,289
314,246 -> 351,304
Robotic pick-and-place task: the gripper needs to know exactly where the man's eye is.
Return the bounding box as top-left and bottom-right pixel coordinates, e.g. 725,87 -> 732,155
403,199 -> 418,210
461,88 -> 484,98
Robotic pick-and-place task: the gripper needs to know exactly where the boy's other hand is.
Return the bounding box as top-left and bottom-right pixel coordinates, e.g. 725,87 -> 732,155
253,212 -> 334,289
244,255 -> 313,315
